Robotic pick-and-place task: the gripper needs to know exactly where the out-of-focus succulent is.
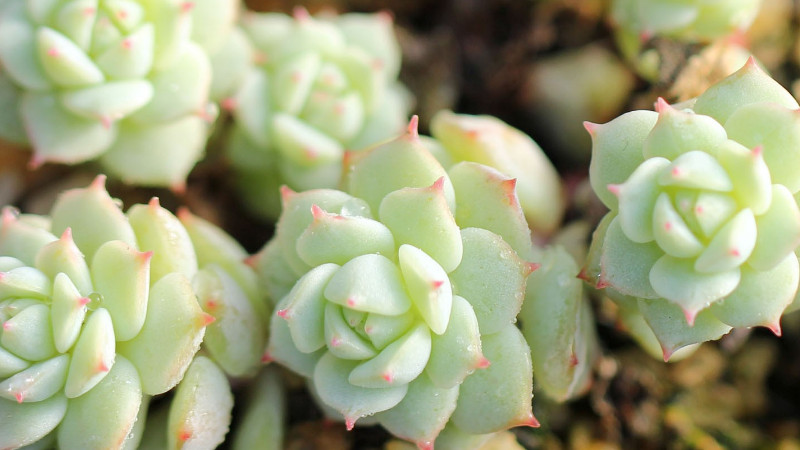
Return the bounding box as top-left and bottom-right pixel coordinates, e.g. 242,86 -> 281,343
225,8 -> 412,219
424,110 -> 565,236
255,118 -> 539,448
585,59 -> 800,359
0,176 -> 213,448
0,0 -> 244,188
230,366 -> 286,450
610,0 -> 761,80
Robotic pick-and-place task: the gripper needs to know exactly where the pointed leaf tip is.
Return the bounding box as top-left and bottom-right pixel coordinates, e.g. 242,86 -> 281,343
293,6 -> 311,21
655,97 -> 671,113
280,185 -> 296,205
199,312 -> 216,327
377,10 -> 394,23
345,417 -> 356,431
682,307 -> 698,326
243,254 -> 259,268
607,184 -> 621,196
60,227 -> 73,241
148,197 -> 160,209
525,262 -> 541,276
767,322 -> 782,337
171,181 -> 187,196
752,145 -> 763,157
14,392 -> 23,403
220,97 -> 237,111
90,175 -> 108,190
475,356 -> 491,369
180,2 -> 195,13
276,308 -> 290,319
407,115 -> 420,139
261,351 -> 273,363
28,155 -> 44,170
310,204 -> 327,220
583,121 -> 598,136
519,414 -> 540,428
417,441 -> 433,450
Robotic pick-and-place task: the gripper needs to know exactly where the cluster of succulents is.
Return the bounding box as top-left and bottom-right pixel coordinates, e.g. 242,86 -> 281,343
585,58 -> 800,360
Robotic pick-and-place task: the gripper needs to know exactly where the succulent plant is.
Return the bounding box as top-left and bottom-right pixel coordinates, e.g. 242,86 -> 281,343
0,176 -> 213,448
423,110 -> 566,236
256,118 -> 539,448
225,7 -> 412,219
585,58 -> 800,359
0,0 -> 244,189
610,0 -> 761,80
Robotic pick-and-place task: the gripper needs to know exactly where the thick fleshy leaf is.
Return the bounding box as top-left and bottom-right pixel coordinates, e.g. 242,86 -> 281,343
600,217 -> 661,299
50,273 -> 88,353
57,355 -> 142,450
313,352 -> 408,429
451,325 -> 535,434
0,394 -> 66,450
61,80 -> 154,124
716,139 -> 772,214
363,311 -> 415,350
296,207 -> 395,267
749,185 -> 800,271
36,27 -> 104,87
348,322 -> 431,388
379,178 -> 463,273
324,254 -> 411,315
95,24 -> 155,80
127,200 -> 197,282
64,307 -> 115,398
398,244 -> 452,335
49,177 -> 137,261
0,73 -> 27,144
643,104 -> 728,160
167,356 -> 233,450
650,255 -> 741,323
90,241 -> 150,341
0,354 -> 68,403
694,208 -> 756,273
273,52 -> 320,114
449,228 -> 530,334
616,157 -> 670,243
425,295 -> 484,389
652,193 -> 703,258
638,299 -> 733,360
272,113 -> 343,167
1,303 -> 57,361
448,162 -> 533,259
35,229 -> 92,296
304,90 -> 365,142
207,27 -> 252,101
0,2 -> 51,90
55,0 -> 99,51
279,263 -> 339,353
230,367 -> 286,450
324,303 -> 377,360
0,210 -> 57,267
118,273 -> 206,396
710,253 -> 798,332
658,151 -> 733,191
0,345 -> 29,379
0,266 -> 51,299
692,191 -> 738,238
232,69 -> 272,146
267,296 -> 325,378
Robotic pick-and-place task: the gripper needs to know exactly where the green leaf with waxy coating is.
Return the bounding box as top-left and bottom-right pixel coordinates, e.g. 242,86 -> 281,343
449,228 -> 530,335
643,105 -> 727,160
694,208 -> 756,273
58,356 -> 141,450
451,325 -> 535,434
118,273 -> 206,396
232,69 -> 271,146
348,322 -> 431,389
658,150 -> 733,191
1,303 -> 57,361
50,273 -> 87,353
0,266 -> 51,299
273,113 -> 343,167
95,24 -> 155,80
324,303 -> 377,360
231,366 -> 286,450
425,295 -> 483,389
716,139 -> 772,214
0,354 -> 68,403
379,179 -> 463,273
601,216 -> 661,299
614,296 -> 699,362
64,307 -> 115,398
167,356 -> 233,450
364,311 -> 415,350
268,297 -> 326,378
0,2 -> 51,90
588,110 -> 657,210
0,210 -> 58,266
127,200 -> 197,282
398,244 -> 452,335
749,185 -> 800,271
313,352 -> 408,429
280,263 -> 339,353
50,178 -> 137,261
90,240 -> 150,341
36,27 -> 104,88
638,299 -> 732,360
0,345 -> 29,379
0,394 -> 66,450
61,80 -> 154,124
652,193 -> 703,258
616,157 -> 670,243
35,229 -> 92,296
324,254 -> 411,315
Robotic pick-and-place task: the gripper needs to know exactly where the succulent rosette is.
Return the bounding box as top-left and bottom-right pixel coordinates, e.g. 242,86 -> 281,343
0,0 -> 242,188
610,0 -> 761,80
225,8 -> 412,219
585,59 -> 800,359
256,118 -> 538,448
0,176 -> 214,448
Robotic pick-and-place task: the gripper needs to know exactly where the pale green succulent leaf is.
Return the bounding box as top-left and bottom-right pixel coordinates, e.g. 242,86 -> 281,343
267,299 -> 325,378
90,240 -> 150,341
254,239 -> 299,306
58,355 -> 142,450
398,245 -> 452,335
188,0 -> 237,53
273,52 -> 320,114
694,60 -> 799,124
346,83 -> 409,151
99,116 -> 207,187
0,2 -> 51,90
278,155 -> 346,191
120,394 -> 149,450
379,179 -> 462,273
61,80 -> 154,124
208,27 -> 252,101
149,1 -> 193,70
449,228 -> 529,335
118,273 -> 206,396
425,295 -> 483,389
451,325 -> 534,434
337,12 -> 402,80
614,296 -> 696,362
363,311 -> 415,350
64,307 -> 115,398
279,263 -> 338,353
167,356 -> 233,450
0,266 -> 51,299
95,24 -> 155,80
304,91 -> 365,142
297,207 -> 395,267
231,367 -> 286,450
0,212 -> 57,267
0,394 -> 66,449
313,352 -> 408,428
104,0 -> 145,32
617,157 -> 670,243
601,216 -> 661,298
50,178 -> 137,261
650,255 -> 741,321
638,299 -> 733,360
55,0 -> 98,51
348,322 -> 431,389
0,345 -> 29,378
36,27 -> 104,87
50,273 -> 88,353
716,139 -> 772,214
1,303 -> 57,361
588,110 -> 658,210
643,106 -> 727,160
710,253 -> 798,331
0,257 -> 24,272
240,12 -> 293,55
21,92 -> 117,164
35,230 -> 92,296
431,424 -> 497,450
658,150 -> 733,191
324,302 -> 377,360
652,193 -> 704,258
335,48 -> 384,113
694,208 -> 756,273
232,69 -> 272,146
374,373 -> 459,448
692,192 -> 739,238
0,354 -> 68,403
324,254 -> 411,315
724,102 -> 800,193
448,162 -> 532,259
127,201 -> 197,282
272,113 -> 343,168
749,185 -> 800,271
0,73 -> 27,144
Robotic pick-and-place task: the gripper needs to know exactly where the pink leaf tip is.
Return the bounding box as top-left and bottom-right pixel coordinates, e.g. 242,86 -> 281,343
519,413 -> 541,428
310,204 -> 327,221
261,351 -> 273,364
221,97 -> 237,111
148,197 -> 160,209
382,372 -> 393,383
431,280 -> 445,290
345,417 -> 357,431
14,392 -> 24,403
178,429 -> 192,442
607,184 -> 621,196
180,2 -> 194,13
346,297 -> 357,307
569,353 -> 579,367
406,115 -> 420,139
280,185 -> 296,205
78,297 -> 91,307
475,356 -> 491,369
767,321 -> 782,337
276,309 -> 290,319
90,174 -> 108,190
96,361 -> 110,373
293,6 -> 311,21
655,97 -> 671,113
525,262 -> 541,276
416,441 -> 433,450
60,227 -> 73,242
430,176 -> 445,193
595,277 -> 610,289
330,336 -> 341,347
583,121 -> 599,136
199,312 -> 216,327
1,321 -> 11,331
752,145 -> 763,158
243,254 -> 260,268
682,307 -> 698,327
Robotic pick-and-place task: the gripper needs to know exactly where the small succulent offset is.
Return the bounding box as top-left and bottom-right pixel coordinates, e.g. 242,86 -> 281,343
256,118 -> 538,448
0,0 -> 244,188
585,58 -> 800,359
226,7 -> 411,218
0,176 -> 214,448
610,0 -> 761,80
